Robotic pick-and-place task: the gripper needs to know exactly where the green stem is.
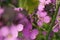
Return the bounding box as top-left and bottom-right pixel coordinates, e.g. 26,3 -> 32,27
46,3 -> 60,40
32,23 -> 47,32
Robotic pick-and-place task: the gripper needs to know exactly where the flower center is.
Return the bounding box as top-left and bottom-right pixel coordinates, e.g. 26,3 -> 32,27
7,34 -> 12,38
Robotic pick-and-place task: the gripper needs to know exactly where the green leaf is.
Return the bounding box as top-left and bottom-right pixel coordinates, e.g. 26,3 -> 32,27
19,0 -> 39,14
36,32 -> 45,40
43,23 -> 50,31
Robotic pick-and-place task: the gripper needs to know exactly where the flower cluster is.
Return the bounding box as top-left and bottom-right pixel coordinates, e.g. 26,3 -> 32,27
0,0 -> 58,40
0,7 -> 39,40
37,0 -> 51,27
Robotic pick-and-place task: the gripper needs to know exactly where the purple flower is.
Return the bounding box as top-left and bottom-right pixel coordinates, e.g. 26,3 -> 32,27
16,24 -> 24,32
37,11 -> 47,17
30,29 -> 39,39
38,3 -> 45,11
0,7 -> 4,17
3,25 -> 18,40
39,0 -> 51,4
10,25 -> 18,37
0,7 -> 39,40
0,24 -> 24,40
42,31 -> 47,36
51,0 -> 56,4
39,0 -> 45,3
37,20 -> 43,27
52,23 -> 59,32
22,28 -> 31,40
16,13 -> 32,30
14,8 -> 20,11
19,29 -> 39,40
43,16 -> 51,23
52,16 -> 60,32
0,7 -> 4,15
52,8 -> 60,32
45,0 -> 51,4
37,11 -> 51,27
14,8 -> 23,11
1,26 -> 9,36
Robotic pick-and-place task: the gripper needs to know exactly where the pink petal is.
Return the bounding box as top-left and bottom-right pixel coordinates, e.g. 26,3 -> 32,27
39,0 -> 45,3
0,30 -> 3,36
42,31 -> 47,36
4,37 -> 17,40
0,8 -> 4,15
40,12 -> 47,17
14,8 -> 20,11
53,27 -> 59,32
30,29 -> 39,39
10,25 -> 18,38
14,8 -> 23,11
37,20 -> 43,27
17,24 -> 24,32
45,0 -> 51,4
52,23 -> 59,32
44,16 -> 51,23
37,11 -> 47,18
38,3 -> 45,11
1,26 -> 9,36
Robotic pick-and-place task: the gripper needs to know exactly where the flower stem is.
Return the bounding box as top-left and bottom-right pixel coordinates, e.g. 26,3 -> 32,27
46,2 -> 60,40
32,23 -> 46,31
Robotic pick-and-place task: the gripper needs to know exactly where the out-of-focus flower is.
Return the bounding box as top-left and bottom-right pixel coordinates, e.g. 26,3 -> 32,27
3,25 -> 18,40
43,16 -> 51,23
0,24 -> 24,40
52,16 -> 60,32
42,31 -> 47,36
1,26 -> 9,36
38,3 -> 45,11
37,0 -> 51,27
51,0 -> 56,4
16,13 -> 32,30
14,8 -> 23,11
14,8 -> 20,11
52,8 -> 60,32
10,25 -> 18,37
0,8 -> 4,15
0,7 -> 4,17
39,0 -> 45,3
22,28 -> 31,40
0,6 -> 39,40
37,11 -> 51,27
16,24 -> 24,32
19,28 -> 39,40
37,20 -> 43,27
52,23 -> 59,32
0,29 -> 4,40
37,11 -> 47,17
39,0 -> 51,4
30,29 -> 39,39
45,0 -> 51,4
